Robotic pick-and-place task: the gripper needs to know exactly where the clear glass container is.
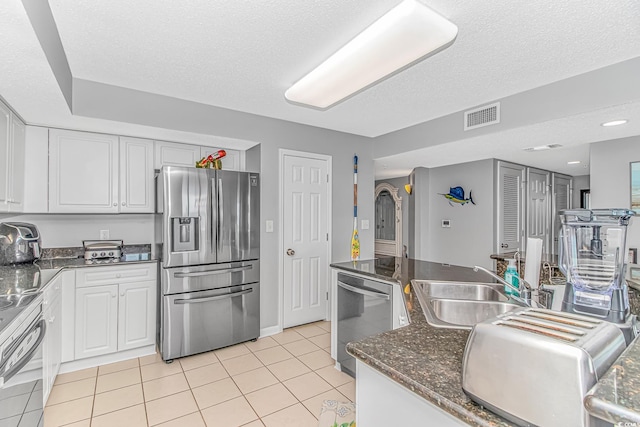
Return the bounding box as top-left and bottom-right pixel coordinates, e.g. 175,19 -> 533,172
560,209 -> 635,310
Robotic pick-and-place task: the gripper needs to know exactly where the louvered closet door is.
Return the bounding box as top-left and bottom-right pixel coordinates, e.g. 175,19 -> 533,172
551,174 -> 572,255
497,162 -> 525,254
526,168 -> 551,253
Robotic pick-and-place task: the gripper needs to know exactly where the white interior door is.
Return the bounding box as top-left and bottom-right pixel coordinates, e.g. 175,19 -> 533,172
282,152 -> 330,328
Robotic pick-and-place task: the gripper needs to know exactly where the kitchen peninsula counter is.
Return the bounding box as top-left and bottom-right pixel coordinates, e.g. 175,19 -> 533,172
330,257 -> 515,426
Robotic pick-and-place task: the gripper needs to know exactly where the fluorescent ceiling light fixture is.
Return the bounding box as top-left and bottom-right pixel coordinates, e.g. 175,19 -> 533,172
523,144 -> 562,152
601,119 -> 628,127
285,0 -> 458,109
567,161 -> 581,165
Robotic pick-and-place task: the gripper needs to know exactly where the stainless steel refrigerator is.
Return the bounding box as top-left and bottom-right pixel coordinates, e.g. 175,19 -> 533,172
156,166 -> 260,361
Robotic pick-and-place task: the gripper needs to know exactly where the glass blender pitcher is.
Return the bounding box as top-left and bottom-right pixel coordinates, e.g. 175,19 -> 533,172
559,209 -> 635,332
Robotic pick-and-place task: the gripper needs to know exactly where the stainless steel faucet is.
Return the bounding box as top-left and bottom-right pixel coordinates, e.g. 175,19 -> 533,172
473,265 -> 534,307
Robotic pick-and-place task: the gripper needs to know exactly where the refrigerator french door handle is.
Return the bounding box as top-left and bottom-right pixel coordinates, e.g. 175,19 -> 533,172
218,178 -> 223,254
174,288 -> 252,304
337,281 -> 390,300
174,266 -> 252,278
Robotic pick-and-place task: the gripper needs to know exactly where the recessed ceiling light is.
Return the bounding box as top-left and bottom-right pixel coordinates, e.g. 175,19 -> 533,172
567,161 -> 581,165
285,0 -> 458,109
601,119 -> 628,127
523,144 -> 562,152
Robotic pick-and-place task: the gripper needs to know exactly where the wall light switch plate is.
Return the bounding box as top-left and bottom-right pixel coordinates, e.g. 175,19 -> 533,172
442,220 -> 451,228
99,230 -> 110,240
265,220 -> 274,233
361,219 -> 370,230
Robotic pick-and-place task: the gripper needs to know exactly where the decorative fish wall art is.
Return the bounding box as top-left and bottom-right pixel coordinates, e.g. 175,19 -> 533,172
439,186 -> 476,206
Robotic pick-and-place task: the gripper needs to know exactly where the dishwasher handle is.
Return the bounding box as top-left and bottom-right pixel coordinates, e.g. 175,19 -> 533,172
174,266 -> 251,278
174,288 -> 252,304
337,281 -> 390,300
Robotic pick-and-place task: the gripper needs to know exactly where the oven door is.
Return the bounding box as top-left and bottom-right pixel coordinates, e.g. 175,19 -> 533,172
161,283 -> 259,361
0,314 -> 46,427
337,274 -> 392,377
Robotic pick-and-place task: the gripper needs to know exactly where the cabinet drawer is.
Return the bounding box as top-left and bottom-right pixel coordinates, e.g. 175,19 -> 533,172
76,264 -> 157,287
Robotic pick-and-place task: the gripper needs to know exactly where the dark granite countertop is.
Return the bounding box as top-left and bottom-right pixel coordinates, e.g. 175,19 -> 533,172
0,245 -> 158,339
490,251 -> 559,266
330,257 -> 516,426
585,335 -> 640,424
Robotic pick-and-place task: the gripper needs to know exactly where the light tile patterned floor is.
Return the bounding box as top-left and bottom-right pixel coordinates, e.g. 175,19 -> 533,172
44,321 -> 354,427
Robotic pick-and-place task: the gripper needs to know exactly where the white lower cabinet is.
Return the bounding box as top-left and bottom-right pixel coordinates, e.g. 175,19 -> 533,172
43,274 -> 62,405
75,285 -> 119,360
357,361 -> 467,427
117,281 -> 156,351
74,265 -> 157,360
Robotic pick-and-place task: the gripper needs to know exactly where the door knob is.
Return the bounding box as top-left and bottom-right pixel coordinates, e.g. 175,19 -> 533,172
286,249 -> 295,256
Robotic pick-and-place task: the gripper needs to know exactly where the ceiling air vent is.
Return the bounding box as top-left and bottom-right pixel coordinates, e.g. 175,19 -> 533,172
464,102 -> 500,131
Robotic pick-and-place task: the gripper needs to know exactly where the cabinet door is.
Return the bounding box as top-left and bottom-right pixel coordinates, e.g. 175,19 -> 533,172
8,117 -> 25,212
120,137 -> 154,213
200,147 -> 244,171
49,129 -> 119,213
526,168 -> 551,253
154,141 -> 200,169
496,161 -> 525,254
22,126 -> 49,213
551,174 -> 573,255
43,276 -> 62,405
75,285 -> 118,359
0,102 -> 10,211
118,280 -> 156,351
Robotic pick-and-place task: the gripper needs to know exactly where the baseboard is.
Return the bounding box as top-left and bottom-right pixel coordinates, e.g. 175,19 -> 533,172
260,325 -> 282,338
59,345 -> 156,374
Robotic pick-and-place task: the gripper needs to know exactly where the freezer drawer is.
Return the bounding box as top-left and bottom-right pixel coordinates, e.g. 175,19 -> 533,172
161,283 -> 259,361
161,261 -> 259,295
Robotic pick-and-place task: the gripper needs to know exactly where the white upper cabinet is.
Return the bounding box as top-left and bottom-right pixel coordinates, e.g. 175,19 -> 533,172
154,140 -> 201,169
200,147 -> 244,171
22,126 -> 49,213
49,130 -> 155,213
120,137 -> 154,213
49,129 -> 119,213
0,101 -> 26,212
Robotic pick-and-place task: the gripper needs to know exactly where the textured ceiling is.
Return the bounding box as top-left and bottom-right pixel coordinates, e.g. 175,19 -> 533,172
1,0 -> 639,179
48,0 -> 640,137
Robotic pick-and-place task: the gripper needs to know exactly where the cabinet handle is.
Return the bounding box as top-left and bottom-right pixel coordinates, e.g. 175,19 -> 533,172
48,316 -> 55,323
116,274 -> 121,278
111,293 -> 116,298
120,292 -> 125,297
113,203 -> 117,207
122,202 -> 126,206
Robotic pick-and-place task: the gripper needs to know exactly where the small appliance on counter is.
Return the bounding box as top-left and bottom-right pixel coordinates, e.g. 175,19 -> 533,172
0,222 -> 42,265
83,240 -> 123,263
462,307 -> 626,427
558,209 -> 638,343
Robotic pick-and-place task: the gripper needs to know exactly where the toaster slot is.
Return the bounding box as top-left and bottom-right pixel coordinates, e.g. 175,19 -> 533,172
519,309 -> 600,329
501,316 -> 587,336
496,320 -> 580,342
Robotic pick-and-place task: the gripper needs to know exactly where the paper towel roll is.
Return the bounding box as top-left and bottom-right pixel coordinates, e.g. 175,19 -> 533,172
524,238 -> 543,290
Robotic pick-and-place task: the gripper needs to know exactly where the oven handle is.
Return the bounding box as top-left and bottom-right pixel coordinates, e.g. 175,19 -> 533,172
174,266 -> 251,278
174,288 -> 252,304
337,281 -> 390,300
0,319 -> 46,387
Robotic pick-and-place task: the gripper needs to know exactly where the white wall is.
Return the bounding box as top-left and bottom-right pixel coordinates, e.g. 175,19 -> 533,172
590,136 -> 640,254
0,214 -> 155,248
428,160 -> 494,269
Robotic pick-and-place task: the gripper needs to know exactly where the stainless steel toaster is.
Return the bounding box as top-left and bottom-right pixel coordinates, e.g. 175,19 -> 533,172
0,222 -> 42,265
462,307 -> 625,427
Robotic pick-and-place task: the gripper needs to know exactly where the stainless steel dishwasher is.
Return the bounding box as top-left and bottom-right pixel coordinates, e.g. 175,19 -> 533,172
336,272 -> 393,377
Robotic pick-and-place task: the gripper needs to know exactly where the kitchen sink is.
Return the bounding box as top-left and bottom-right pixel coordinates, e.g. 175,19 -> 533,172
411,280 -> 523,329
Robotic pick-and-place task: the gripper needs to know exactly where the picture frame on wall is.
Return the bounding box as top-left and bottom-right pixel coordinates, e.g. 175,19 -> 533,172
629,248 -> 638,265
632,161 -> 640,213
